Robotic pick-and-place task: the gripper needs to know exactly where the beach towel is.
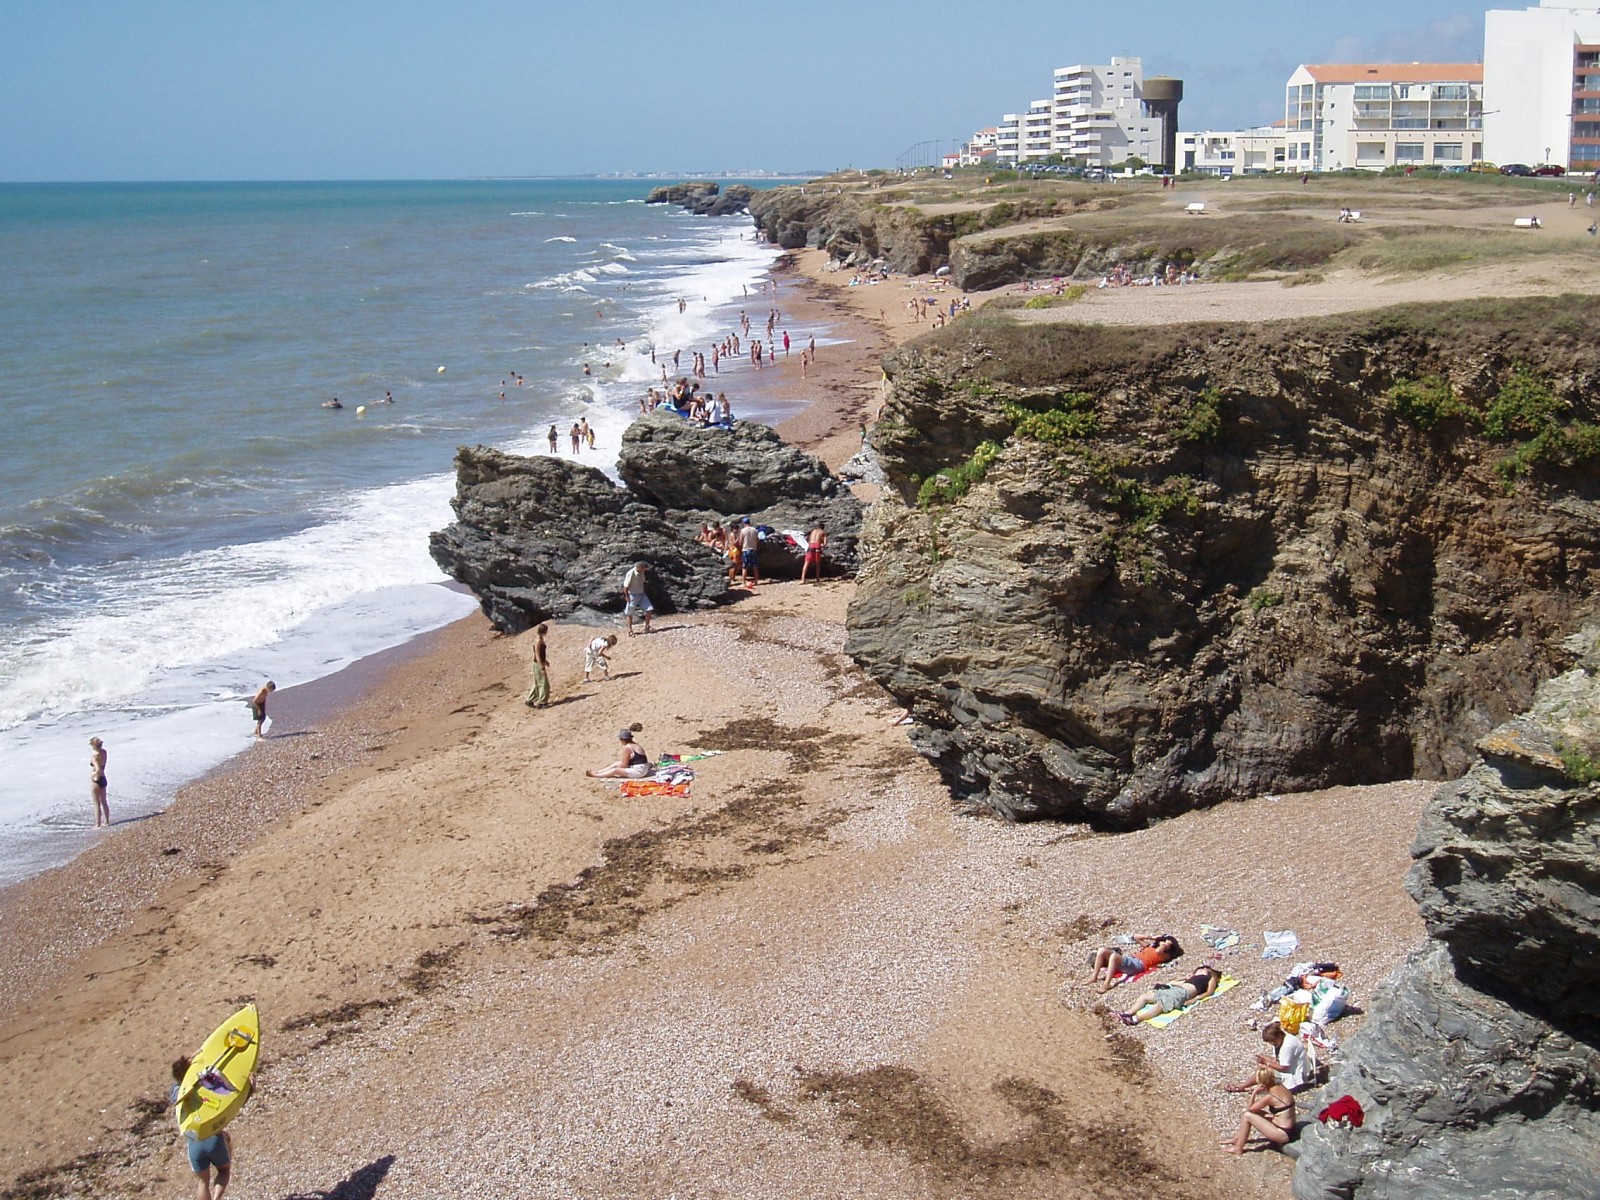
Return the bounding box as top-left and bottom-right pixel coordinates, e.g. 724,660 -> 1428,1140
1109,964 -> 1155,988
620,779 -> 691,799
1143,974 -> 1240,1029
1263,930 -> 1300,959
1200,924 -> 1240,951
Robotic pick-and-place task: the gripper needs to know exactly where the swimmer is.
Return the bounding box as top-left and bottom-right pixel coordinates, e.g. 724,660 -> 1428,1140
322,397 -> 342,409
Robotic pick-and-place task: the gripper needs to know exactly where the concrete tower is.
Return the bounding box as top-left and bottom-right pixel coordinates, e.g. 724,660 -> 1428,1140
1143,77 -> 1184,170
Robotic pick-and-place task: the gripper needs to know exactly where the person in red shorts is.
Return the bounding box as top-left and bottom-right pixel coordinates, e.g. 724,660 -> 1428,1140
800,523 -> 827,584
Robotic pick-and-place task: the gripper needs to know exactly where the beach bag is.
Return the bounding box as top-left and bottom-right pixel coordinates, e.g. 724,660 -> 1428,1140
1278,990 -> 1313,1035
1310,979 -> 1349,1025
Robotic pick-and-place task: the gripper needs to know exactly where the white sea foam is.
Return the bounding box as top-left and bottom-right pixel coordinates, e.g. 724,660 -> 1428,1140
0,194 -> 776,886
543,234 -> 577,242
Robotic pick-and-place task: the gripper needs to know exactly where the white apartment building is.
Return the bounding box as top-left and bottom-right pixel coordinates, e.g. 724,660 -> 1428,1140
1284,64 -> 1484,171
1050,56 -> 1165,166
1485,1 -> 1600,171
988,56 -> 1177,168
1179,126 -> 1287,175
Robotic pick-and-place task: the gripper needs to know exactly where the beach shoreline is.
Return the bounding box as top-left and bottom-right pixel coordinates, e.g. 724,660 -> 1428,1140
0,241 -> 1431,1200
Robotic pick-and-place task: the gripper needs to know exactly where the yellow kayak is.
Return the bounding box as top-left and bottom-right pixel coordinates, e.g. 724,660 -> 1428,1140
175,1003 -> 259,1141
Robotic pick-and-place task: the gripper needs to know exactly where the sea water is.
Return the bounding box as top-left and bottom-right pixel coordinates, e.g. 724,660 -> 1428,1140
0,179 -> 791,886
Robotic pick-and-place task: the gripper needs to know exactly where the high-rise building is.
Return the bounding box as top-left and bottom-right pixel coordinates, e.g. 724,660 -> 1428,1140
1283,64 -> 1484,171
983,55 -> 1181,168
1485,1 -> 1600,171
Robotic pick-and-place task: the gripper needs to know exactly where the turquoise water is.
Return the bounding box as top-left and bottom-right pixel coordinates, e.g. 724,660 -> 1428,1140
0,179 -> 783,882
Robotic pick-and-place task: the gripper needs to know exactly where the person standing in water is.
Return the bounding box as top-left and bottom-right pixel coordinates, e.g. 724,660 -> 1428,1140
547,425 -> 559,453
89,737 -> 109,827
250,681 -> 275,739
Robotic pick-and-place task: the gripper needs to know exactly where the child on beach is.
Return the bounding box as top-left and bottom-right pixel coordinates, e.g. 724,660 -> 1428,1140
249,682 -> 275,739
583,634 -> 618,682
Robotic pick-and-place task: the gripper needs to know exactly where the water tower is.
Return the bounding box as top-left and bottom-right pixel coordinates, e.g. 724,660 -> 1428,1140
1144,77 -> 1184,172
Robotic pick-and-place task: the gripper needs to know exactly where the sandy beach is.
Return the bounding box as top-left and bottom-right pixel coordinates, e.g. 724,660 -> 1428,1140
1,245 -> 1443,1200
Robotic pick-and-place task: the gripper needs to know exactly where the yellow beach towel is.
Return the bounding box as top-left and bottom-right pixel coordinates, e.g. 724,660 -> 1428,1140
1145,974 -> 1240,1029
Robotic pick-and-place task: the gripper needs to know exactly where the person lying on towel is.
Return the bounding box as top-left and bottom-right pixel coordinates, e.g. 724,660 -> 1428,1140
1118,963 -> 1222,1024
1088,933 -> 1183,993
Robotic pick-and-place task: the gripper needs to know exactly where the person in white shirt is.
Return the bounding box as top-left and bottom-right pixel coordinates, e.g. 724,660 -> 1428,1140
622,562 -> 653,635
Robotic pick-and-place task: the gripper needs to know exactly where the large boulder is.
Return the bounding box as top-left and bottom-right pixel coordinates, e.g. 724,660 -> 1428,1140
1293,627 -> 1600,1199
427,448 -> 728,634
643,182 -> 753,217
430,416 -> 864,632
618,411 -> 840,511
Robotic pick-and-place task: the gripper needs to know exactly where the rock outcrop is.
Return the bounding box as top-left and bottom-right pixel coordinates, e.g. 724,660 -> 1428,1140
645,181 -> 755,217
746,182 -> 1361,288
430,414 -> 861,632
1292,626 -> 1600,1199
845,298 -> 1600,826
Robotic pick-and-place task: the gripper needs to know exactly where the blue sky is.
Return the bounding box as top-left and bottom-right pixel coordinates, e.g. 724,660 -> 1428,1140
2,1 -> 1487,180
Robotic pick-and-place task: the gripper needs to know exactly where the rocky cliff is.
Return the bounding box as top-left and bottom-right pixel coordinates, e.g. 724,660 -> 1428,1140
429,413 -> 860,632
845,298 -> 1600,826
1292,625 -> 1600,1199
645,181 -> 755,217
747,183 -> 1359,288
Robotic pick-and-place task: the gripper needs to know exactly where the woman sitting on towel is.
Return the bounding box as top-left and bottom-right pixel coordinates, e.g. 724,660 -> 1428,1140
1088,933 -> 1182,993
1220,1068 -> 1297,1154
586,725 -> 652,779
1119,962 -> 1223,1025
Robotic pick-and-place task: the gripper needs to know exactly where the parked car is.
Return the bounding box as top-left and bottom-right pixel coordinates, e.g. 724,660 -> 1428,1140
1534,164 -> 1567,176
1500,163 -> 1535,176
1468,161 -> 1500,174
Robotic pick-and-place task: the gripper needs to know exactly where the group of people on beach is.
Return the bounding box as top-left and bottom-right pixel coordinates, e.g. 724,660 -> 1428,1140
1087,930 -> 1339,1157
547,418 -> 596,454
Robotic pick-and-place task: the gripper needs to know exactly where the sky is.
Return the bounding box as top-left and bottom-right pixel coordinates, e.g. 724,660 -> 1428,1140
2,0 -> 1490,180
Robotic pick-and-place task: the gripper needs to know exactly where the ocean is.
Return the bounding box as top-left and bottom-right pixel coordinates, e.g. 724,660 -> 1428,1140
0,179 -> 789,887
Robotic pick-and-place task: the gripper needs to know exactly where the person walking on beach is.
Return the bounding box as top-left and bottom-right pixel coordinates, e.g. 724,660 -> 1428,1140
525,624 -> 551,709
583,634 -> 618,683
800,523 -> 827,584
622,561 -> 654,635
738,518 -> 761,588
89,736 -> 109,828
171,1057 -> 252,1200
249,682 -> 275,739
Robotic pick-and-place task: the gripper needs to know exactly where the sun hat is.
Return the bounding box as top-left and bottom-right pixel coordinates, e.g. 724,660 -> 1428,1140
617,729 -> 634,741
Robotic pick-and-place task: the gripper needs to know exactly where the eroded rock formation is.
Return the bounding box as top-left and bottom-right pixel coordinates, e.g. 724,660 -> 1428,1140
645,182 -> 754,217
430,414 -> 860,632
845,299 -> 1600,826
1292,626 -> 1600,1199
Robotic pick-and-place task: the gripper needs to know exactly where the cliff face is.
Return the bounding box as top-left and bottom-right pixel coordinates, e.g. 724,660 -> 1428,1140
845,298 -> 1600,826
1292,629 -> 1600,1200
746,183 -> 1358,288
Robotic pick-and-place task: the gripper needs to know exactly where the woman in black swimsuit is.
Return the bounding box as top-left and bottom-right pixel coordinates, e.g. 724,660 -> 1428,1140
586,726 -> 651,779
89,736 -> 109,827
1221,1068 -> 1297,1154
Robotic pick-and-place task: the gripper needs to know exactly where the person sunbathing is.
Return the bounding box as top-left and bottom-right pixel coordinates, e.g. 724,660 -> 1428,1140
1220,1068 -> 1297,1154
1088,933 -> 1182,992
1118,962 -> 1222,1024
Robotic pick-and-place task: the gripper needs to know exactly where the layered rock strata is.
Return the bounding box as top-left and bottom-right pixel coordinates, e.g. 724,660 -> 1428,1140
845,299 -> 1600,825
1293,626 -> 1600,1199
430,414 -> 860,633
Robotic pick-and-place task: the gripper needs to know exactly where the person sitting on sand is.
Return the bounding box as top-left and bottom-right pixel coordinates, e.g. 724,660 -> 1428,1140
1118,962 -> 1222,1025
1088,933 -> 1182,992
586,725 -> 651,779
1220,1067 -> 1297,1155
1224,1020 -> 1307,1091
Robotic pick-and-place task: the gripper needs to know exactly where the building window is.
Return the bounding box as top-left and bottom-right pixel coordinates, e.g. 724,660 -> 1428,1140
1434,84 -> 1468,100
1354,85 -> 1389,100
1395,143 -> 1425,161
1356,142 -> 1388,163
1434,143 -> 1463,161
